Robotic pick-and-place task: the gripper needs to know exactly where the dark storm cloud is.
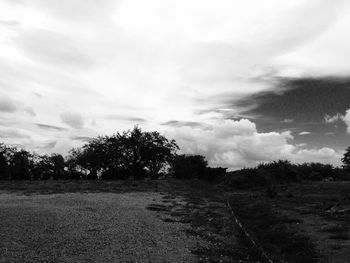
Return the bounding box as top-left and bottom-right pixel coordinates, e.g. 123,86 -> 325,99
35,123 -> 66,131
232,77 -> 350,149
236,77 -> 350,123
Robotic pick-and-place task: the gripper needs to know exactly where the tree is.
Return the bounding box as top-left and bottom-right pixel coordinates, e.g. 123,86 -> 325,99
49,154 -> 65,179
31,154 -> 52,180
171,154 -> 227,180
0,126 -> 179,181
66,136 -> 123,180
341,146 -> 350,171
143,131 -> 179,178
257,160 -> 298,182
171,154 -> 208,179
9,149 -> 33,180
66,148 -> 93,179
118,126 -> 178,179
0,143 -> 12,180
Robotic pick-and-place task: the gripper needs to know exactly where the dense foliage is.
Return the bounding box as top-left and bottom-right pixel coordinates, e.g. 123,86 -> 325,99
66,126 -> 179,180
341,146 -> 350,171
170,154 -> 226,180
0,127 -> 180,180
224,160 -> 346,190
0,143 -> 65,180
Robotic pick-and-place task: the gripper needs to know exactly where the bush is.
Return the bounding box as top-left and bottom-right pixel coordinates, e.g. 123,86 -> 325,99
296,162 -> 335,181
223,168 -> 266,189
222,160 -> 343,190
171,155 -> 207,179
200,167 -> 227,181
257,160 -> 299,182
170,154 -> 226,180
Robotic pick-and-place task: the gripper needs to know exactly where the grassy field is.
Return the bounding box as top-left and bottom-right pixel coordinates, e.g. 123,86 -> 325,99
223,181 -> 350,263
0,180 -> 349,262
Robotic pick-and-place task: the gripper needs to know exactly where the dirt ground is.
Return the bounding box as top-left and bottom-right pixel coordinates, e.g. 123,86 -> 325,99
0,192 -> 201,263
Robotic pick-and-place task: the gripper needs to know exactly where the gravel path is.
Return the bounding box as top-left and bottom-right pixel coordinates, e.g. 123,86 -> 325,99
0,192 -> 198,263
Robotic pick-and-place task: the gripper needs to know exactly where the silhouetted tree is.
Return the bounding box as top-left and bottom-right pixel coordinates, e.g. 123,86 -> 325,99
118,126 -> 178,179
64,127 -> 178,180
171,154 -> 226,180
342,146 -> 350,171
171,154 -> 208,179
66,148 -> 93,179
49,154 -> 65,179
0,143 -> 12,180
31,154 -> 52,180
297,162 -> 335,180
10,149 -> 33,180
257,160 -> 299,182
142,131 -> 179,179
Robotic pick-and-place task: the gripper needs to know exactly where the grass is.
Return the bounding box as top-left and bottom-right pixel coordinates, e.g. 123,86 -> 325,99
323,225 -> 349,240
147,179 -> 323,262
227,193 -> 320,263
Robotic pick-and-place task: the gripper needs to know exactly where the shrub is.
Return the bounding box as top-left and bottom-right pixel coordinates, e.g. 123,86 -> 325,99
171,154 -> 208,179
170,154 -> 226,180
223,168 -> 266,189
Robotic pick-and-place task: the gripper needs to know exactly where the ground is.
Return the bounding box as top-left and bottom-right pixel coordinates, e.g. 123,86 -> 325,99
0,192 -> 199,263
0,180 -> 349,262
224,181 -> 350,263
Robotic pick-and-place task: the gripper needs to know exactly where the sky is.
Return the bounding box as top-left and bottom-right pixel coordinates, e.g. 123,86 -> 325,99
0,0 -> 350,170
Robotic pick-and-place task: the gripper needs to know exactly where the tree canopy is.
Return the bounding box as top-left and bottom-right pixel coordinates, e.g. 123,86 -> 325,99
66,126 -> 179,180
341,146 -> 350,170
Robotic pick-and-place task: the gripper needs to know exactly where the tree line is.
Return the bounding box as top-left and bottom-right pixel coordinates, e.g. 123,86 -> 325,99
1,126 -> 350,182
0,126 -> 226,181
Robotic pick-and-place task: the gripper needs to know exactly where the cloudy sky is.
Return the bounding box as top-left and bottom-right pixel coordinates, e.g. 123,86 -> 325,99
1,0 -> 350,170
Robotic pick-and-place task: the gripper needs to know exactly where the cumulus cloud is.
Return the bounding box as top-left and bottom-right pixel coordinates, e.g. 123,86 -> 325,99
343,109 -> 350,132
165,119 -> 342,170
324,113 -> 344,123
60,113 -> 84,129
324,110 -> 350,133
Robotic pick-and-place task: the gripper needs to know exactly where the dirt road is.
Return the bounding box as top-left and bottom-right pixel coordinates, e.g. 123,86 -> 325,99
0,192 -> 198,263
